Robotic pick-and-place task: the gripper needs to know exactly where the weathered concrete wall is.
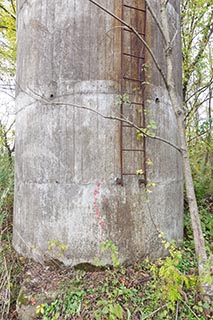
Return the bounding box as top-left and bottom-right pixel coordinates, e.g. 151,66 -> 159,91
14,0 -> 183,265
144,1 -> 183,255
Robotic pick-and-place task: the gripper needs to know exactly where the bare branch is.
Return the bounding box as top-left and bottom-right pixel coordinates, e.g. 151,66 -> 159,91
145,0 -> 168,44
22,88 -> 181,153
187,130 -> 210,143
169,29 -> 179,48
9,0 -> 16,14
185,92 -> 211,123
185,79 -> 213,104
5,120 -> 15,135
58,101 -> 181,152
0,127 -> 13,163
142,304 -> 170,320
181,300 -> 200,320
183,10 -> 213,95
0,4 -> 16,20
175,301 -> 179,320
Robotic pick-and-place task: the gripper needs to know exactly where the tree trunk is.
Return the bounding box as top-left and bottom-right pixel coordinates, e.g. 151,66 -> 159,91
160,0 -> 212,298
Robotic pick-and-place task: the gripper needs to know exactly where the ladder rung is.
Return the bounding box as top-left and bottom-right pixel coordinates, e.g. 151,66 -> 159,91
123,76 -> 141,83
120,3 -> 147,187
121,122 -> 146,130
130,102 -> 143,105
123,4 -> 146,13
122,148 -> 145,152
123,29 -> 145,37
122,101 -> 142,106
123,52 -> 145,60
122,173 -> 145,178
122,124 -> 143,128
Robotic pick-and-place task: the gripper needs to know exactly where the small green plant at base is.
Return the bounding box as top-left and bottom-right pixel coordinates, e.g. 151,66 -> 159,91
33,248 -> 213,320
36,304 -> 45,316
47,239 -> 68,258
100,240 -> 120,268
94,302 -> 123,320
150,233 -> 197,311
36,288 -> 86,320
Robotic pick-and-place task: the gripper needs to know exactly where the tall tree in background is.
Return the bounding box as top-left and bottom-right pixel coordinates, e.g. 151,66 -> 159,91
0,0 -> 15,157
181,0 -> 213,199
0,0 -> 16,76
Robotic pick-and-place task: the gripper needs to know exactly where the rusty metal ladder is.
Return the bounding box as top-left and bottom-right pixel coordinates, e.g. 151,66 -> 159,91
119,0 -> 147,186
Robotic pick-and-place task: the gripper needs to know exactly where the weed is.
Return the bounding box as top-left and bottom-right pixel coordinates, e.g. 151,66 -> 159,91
0,153 -> 23,319
36,286 -> 86,320
100,240 -> 120,268
47,239 -> 68,258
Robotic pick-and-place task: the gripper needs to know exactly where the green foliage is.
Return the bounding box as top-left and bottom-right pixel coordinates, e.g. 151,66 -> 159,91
185,201 -> 213,252
0,0 -> 16,76
37,289 -> 86,320
151,235 -> 197,309
94,240 -> 121,268
115,93 -> 131,106
140,240 -> 212,319
0,153 -> 14,215
182,0 -> 213,211
188,136 -> 213,200
137,119 -> 157,139
36,265 -> 144,320
181,0 -> 213,100
0,134 -> 22,318
94,301 -> 124,320
100,240 -> 120,268
47,239 -> 69,258
182,0 -> 213,203
136,169 -> 144,175
34,234 -> 213,320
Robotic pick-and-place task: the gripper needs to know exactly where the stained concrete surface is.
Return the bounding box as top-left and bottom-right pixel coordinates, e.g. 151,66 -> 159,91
14,0 -> 183,265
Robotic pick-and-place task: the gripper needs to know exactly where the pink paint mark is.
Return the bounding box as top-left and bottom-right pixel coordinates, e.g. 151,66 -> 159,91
93,181 -> 105,231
